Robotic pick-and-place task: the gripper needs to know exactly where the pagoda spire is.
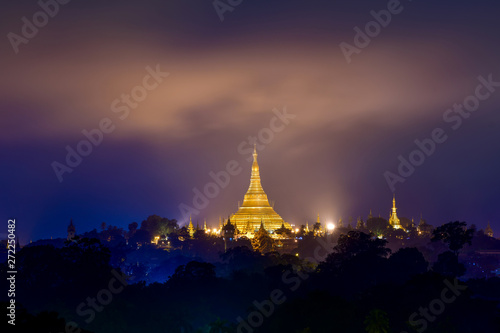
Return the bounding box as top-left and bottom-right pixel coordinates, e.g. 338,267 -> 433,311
248,143 -> 265,196
67,219 -> 76,241
245,220 -> 252,233
485,221 -> 494,237
188,216 -> 195,237
389,194 -> 404,230
259,219 -> 265,231
229,144 -> 290,234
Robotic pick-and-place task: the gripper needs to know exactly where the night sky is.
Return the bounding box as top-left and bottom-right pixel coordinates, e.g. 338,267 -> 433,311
1,0 -> 500,243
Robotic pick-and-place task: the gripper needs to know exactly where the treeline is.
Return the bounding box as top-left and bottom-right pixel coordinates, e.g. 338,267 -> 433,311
1,222 -> 499,332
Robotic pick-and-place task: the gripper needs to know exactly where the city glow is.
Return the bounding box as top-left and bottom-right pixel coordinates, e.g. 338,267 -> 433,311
327,223 -> 335,231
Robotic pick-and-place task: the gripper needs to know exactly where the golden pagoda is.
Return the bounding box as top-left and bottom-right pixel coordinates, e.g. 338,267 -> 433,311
388,194 -> 404,230
187,216 -> 195,237
230,145 -> 291,236
485,221 -> 493,238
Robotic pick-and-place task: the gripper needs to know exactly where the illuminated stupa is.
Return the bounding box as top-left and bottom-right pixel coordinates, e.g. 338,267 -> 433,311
230,145 -> 291,235
388,194 -> 404,230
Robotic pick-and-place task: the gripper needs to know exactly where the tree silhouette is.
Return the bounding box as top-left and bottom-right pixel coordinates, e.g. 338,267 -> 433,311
3,308 -> 94,333
364,309 -> 389,333
128,222 -> 138,235
388,247 -> 428,283
366,217 -> 390,237
432,250 -> 466,277
193,229 -> 207,239
251,222 -> 275,253
167,261 -> 216,287
100,225 -> 126,245
333,231 -> 390,260
297,328 -> 312,333
275,223 -> 292,238
318,231 -> 391,291
178,226 -> 190,239
432,221 -> 474,256
208,317 -> 232,333
141,215 -> 179,238
130,229 -> 152,244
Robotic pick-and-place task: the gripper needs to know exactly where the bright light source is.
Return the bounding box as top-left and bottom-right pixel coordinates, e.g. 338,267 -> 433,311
327,223 -> 335,231
295,228 -> 300,233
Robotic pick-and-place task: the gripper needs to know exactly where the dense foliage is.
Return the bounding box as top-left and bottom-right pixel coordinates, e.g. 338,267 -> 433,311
1,220 -> 499,333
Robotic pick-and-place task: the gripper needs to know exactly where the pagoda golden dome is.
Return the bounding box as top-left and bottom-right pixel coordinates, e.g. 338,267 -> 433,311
230,145 -> 291,235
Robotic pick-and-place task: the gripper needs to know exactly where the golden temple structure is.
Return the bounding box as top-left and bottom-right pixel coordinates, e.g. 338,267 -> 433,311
485,221 -> 494,238
230,145 -> 291,235
388,194 -> 404,230
188,216 -> 195,237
